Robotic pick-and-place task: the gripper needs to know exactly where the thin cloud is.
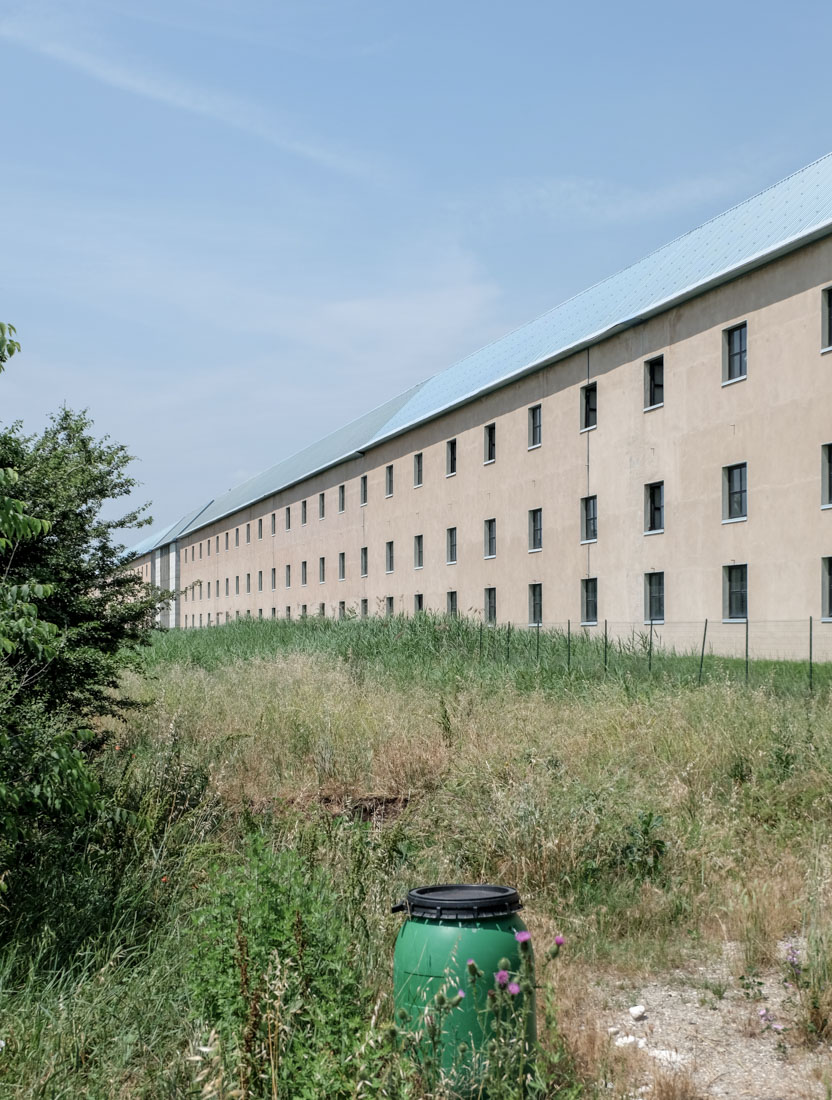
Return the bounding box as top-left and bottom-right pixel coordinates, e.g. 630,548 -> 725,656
0,6 -> 382,182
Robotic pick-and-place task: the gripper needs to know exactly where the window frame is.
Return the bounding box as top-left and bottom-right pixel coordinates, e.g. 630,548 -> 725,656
581,577 -> 598,625
413,452 -> 423,487
823,287 -> 832,351
446,439 -> 457,477
360,475 -> 368,506
414,593 -> 424,613
723,322 -> 748,384
484,517 -> 496,558
645,481 -> 665,534
446,526 -> 457,564
338,484 -> 345,512
319,556 -> 325,583
385,540 -> 394,574
385,596 -> 394,618
644,571 -> 665,624
580,495 -> 597,543
413,533 -> 424,569
301,560 -> 307,586
301,500 -> 307,525
484,586 -> 497,625
385,464 -> 394,498
258,518 -> 263,540
360,546 -> 368,577
285,564 -> 291,588
529,507 -> 543,552
528,404 -> 542,449
484,423 -> 496,464
580,382 -> 597,431
723,463 -> 748,522
822,444 -> 832,508
644,355 -> 664,411
338,551 -> 345,581
285,506 -> 291,531
446,590 -> 458,617
318,491 -> 325,519
723,563 -> 748,621
528,582 -> 542,626
823,557 -> 832,621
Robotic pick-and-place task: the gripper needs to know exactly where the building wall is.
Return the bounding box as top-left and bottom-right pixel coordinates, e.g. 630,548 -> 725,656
142,234 -> 832,640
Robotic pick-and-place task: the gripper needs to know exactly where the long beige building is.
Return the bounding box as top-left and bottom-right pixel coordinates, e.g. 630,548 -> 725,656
131,153 -> 832,648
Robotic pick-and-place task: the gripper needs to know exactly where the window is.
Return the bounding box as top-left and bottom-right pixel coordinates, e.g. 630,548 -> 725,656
216,535 -> 220,552
207,581 -> 211,598
824,288 -> 832,349
414,593 -> 424,613
271,607 -> 276,619
645,572 -> 664,623
645,355 -> 664,409
319,557 -> 325,583
529,508 -> 543,551
338,601 -> 345,620
286,606 -> 291,619
529,583 -> 542,626
257,570 -> 263,592
823,558 -> 832,619
258,609 -> 262,620
207,540 -> 210,556
385,540 -> 394,573
271,568 -> 276,591
386,596 -> 394,617
301,500 -> 307,525
199,543 -> 202,559
225,532 -> 229,550
581,578 -> 598,624
360,598 -> 368,618
360,475 -> 368,505
723,322 -> 747,382
338,484 -> 345,512
447,590 -> 458,617
360,546 -> 368,577
319,603 -> 325,618
338,551 -> 345,580
823,444 -> 832,507
528,404 -> 542,448
385,465 -> 394,497
246,573 -> 251,594
414,534 -> 423,569
724,563 -> 748,620
485,587 -> 496,625
413,452 -> 423,487
246,523 -> 251,544
484,423 -> 496,463
225,577 -> 229,596
723,463 -> 748,521
484,518 -> 496,558
301,561 -> 307,586
446,526 -> 457,564
235,528 -> 239,546
581,496 -> 597,542
301,604 -> 307,618
235,575 -> 240,595
446,439 -> 457,476
271,513 -> 275,536
258,518 -> 263,540
285,564 -> 291,588
285,506 -> 291,530
580,383 -> 597,430
645,482 -> 664,533
319,492 -> 325,519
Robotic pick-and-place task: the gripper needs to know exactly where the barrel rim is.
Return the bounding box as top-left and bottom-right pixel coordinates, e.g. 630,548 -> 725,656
396,883 -> 523,921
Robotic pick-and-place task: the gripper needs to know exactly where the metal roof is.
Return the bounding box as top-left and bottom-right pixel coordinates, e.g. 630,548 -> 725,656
131,151 -> 832,556
126,502 -> 214,560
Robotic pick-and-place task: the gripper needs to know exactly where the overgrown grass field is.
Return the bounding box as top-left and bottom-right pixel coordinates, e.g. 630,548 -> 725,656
2,617 -> 831,1098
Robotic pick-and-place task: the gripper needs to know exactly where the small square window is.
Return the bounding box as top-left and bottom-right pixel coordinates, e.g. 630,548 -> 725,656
414,593 -> 424,613
301,500 -> 307,525
446,526 -> 457,564
580,383 -> 597,430
822,444 -> 832,507
529,583 -> 542,626
360,598 -> 368,618
360,546 -> 368,577
645,571 -> 664,623
724,563 -> 748,620
319,492 -> 325,519
484,518 -> 496,558
413,452 -> 423,487
385,540 -> 394,573
645,355 -> 664,409
285,506 -> 291,530
484,587 -> 496,624
446,439 -> 457,476
257,518 -> 263,540
338,484 -> 345,512
319,557 -> 325,583
528,404 -> 542,448
723,463 -> 748,521
338,551 -> 345,580
529,508 -> 543,551
645,482 -> 664,533
246,523 -> 251,544
386,596 -> 394,617
723,322 -> 747,383
581,496 -> 597,542
484,423 -> 496,463
414,534 -> 423,569
447,590 -> 458,617
385,464 -> 394,497
823,288 -> 832,350
360,475 -> 368,505
581,578 -> 598,625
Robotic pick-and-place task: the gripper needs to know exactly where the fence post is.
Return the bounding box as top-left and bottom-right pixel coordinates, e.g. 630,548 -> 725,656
648,622 -> 654,672
567,619 -> 571,672
745,618 -> 749,685
809,615 -> 814,694
698,619 -> 708,686
604,619 -> 608,673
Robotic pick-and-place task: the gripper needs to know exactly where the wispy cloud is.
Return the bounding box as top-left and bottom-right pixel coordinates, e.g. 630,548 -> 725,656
0,3 -> 382,181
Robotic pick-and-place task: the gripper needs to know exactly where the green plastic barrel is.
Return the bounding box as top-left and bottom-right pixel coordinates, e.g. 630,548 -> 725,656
392,884 -> 536,1097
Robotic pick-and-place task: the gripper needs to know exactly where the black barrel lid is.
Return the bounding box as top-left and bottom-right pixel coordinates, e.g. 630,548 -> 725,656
391,883 -> 522,921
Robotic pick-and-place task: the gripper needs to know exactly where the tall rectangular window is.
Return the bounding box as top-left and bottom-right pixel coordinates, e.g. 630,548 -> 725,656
338,484 -> 345,512
446,526 -> 457,564
216,535 -> 220,552
485,587 -> 497,625
225,577 -> 229,596
385,465 -> 394,497
271,513 -> 275,536
723,463 -> 748,521
529,583 -> 542,626
581,578 -> 598,624
360,546 -> 368,577
246,573 -> 251,594
285,564 -> 291,588
645,572 -> 665,623
645,482 -> 664,532
414,534 -> 423,569
301,561 -> 307,586
447,590 -> 458,617
199,543 -> 202,559
319,492 -> 325,519
235,528 -> 239,547
301,500 -> 307,525
338,601 -> 345,620
257,570 -> 263,592
235,575 -> 240,595
724,564 -> 748,620
319,603 -> 325,618
286,606 -> 291,619
258,518 -> 263,540
414,593 -> 423,613
301,605 -> 307,618
529,508 -> 543,551
724,322 -> 747,382
414,452 -> 423,487
271,567 -> 276,590
484,423 -> 496,463
822,444 -> 832,507
207,581 -> 211,598
285,506 -> 291,530
385,540 -> 394,573
581,383 -> 597,430
823,558 -> 832,619
360,475 -> 368,505
319,557 -> 325,583
360,598 -> 368,618
446,439 -> 457,476
484,518 -> 496,558
581,496 -> 597,542
338,552 -> 345,580
225,532 -> 229,550
246,523 -> 251,544
528,404 -> 542,448
207,540 -> 210,557
824,288 -> 832,349
645,355 -> 664,409
386,596 -> 394,617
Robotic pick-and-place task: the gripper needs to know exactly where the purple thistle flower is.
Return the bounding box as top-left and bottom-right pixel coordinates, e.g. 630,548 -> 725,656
555,935 -> 565,946
457,989 -> 465,998
508,982 -> 521,995
467,958 -> 475,966
495,969 -> 509,986
515,930 -> 531,943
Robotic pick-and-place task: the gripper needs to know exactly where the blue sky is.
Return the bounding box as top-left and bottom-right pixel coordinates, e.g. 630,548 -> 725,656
2,0 -> 830,538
